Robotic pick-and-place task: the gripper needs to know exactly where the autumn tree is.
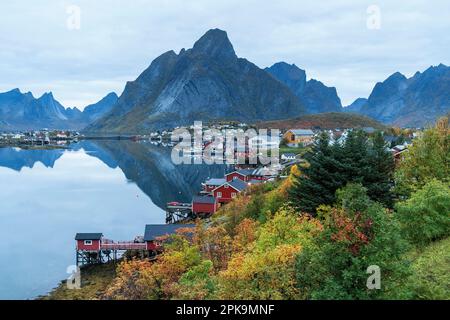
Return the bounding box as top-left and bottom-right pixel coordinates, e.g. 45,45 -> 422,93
295,184 -> 409,299
217,208 -> 322,300
395,127 -> 450,196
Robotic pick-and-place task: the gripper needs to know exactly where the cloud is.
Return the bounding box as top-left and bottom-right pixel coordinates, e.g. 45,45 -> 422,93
0,0 -> 449,108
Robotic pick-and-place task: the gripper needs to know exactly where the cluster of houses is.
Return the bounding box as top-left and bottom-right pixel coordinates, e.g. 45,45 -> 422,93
191,168 -> 275,216
0,130 -> 80,146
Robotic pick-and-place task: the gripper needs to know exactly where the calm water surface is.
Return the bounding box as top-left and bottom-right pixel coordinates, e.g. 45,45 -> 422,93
0,141 -> 228,299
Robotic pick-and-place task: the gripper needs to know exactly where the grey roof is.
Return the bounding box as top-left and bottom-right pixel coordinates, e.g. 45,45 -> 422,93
362,127 -> 376,134
193,195 -> 217,204
248,179 -> 264,185
228,179 -> 249,192
204,178 -> 226,186
237,169 -> 255,176
75,233 -> 103,240
383,135 -> 396,143
144,224 -> 196,241
281,153 -> 297,157
289,129 -> 314,136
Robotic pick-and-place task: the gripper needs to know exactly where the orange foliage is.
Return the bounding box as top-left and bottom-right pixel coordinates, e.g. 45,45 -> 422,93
328,208 -> 372,255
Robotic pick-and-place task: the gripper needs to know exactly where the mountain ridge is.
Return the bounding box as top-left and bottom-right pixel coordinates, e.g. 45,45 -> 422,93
265,62 -> 343,114
0,89 -> 118,130
344,64 -> 450,127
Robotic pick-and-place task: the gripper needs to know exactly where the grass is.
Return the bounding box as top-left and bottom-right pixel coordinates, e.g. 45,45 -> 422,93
403,237 -> 450,300
38,263 -> 117,300
390,237 -> 450,300
279,146 -> 309,156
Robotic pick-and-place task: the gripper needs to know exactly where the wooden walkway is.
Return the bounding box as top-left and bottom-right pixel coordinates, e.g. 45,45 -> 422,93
100,242 -> 146,250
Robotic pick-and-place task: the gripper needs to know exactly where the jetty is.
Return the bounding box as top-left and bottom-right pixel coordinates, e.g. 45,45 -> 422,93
75,224 -> 195,267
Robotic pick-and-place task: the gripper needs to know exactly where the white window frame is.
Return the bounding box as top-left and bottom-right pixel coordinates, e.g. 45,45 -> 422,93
231,192 -> 237,198
217,192 -> 222,198
84,240 -> 93,246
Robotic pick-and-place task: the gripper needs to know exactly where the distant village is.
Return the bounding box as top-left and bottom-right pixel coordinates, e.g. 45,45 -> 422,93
0,121 -> 418,161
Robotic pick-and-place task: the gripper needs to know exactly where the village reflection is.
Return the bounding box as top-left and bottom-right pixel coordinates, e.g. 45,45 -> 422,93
0,140 -> 231,210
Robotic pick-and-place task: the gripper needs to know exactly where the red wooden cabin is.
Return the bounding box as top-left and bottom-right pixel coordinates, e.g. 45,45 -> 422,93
75,233 -> 103,251
225,169 -> 268,183
202,178 -> 226,193
192,195 -> 218,215
212,179 -> 248,203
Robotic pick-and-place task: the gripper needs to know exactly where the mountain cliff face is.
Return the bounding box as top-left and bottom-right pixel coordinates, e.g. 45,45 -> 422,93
0,90 -> 118,130
87,29 -> 305,133
266,62 -> 342,114
345,64 -> 450,127
82,92 -> 119,123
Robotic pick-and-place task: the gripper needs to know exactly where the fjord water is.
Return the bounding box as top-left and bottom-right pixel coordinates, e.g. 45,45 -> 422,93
0,141 -> 229,299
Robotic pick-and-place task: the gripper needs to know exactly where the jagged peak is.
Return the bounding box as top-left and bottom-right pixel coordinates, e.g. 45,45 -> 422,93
385,71 -> 407,82
192,28 -> 237,61
39,92 -> 54,99
423,63 -> 449,74
266,62 -> 307,83
104,92 -> 118,99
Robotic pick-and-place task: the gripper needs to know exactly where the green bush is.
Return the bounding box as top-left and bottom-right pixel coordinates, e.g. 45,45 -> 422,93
395,179 -> 450,247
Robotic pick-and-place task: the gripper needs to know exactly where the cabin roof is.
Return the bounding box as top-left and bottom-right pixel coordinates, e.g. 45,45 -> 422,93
226,169 -> 256,177
75,233 -> 103,240
288,129 -> 314,136
228,179 -> 249,192
193,195 -> 217,204
204,178 -> 226,186
362,127 -> 376,134
282,153 -> 297,157
144,224 -> 195,242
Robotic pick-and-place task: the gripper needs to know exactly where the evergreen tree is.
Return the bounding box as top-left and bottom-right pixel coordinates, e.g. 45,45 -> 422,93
290,129 -> 395,214
340,129 -> 369,183
365,132 -> 395,207
289,132 -> 345,214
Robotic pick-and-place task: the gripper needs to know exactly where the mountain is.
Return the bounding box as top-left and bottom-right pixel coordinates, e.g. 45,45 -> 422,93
0,89 -> 72,130
345,98 -> 368,113
256,112 -> 386,131
86,29 -> 305,133
266,62 -> 342,114
0,90 -> 118,131
82,92 -> 119,123
344,64 -> 450,127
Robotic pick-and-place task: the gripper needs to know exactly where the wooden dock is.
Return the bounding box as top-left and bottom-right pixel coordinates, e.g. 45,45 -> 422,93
165,202 -> 193,224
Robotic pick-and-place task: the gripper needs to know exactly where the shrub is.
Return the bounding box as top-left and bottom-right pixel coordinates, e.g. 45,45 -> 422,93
395,179 -> 450,247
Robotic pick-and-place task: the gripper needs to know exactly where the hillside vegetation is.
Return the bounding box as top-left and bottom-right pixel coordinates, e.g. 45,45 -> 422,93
256,112 -> 386,130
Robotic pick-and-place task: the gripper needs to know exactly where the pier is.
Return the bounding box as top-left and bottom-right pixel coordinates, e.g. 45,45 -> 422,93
165,202 -> 194,224
75,233 -> 153,267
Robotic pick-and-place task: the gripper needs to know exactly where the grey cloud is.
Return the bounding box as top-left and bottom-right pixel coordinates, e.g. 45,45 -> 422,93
0,0 -> 449,108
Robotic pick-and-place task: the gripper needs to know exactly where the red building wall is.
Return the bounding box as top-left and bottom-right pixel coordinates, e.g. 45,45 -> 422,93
193,202 -> 217,214
76,240 -> 101,251
146,241 -> 163,251
226,172 -> 248,182
213,185 -> 239,203
204,185 -> 217,193
249,175 -> 268,181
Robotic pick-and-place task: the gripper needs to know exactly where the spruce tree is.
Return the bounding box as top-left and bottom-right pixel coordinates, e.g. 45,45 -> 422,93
290,129 -> 395,214
365,132 -> 395,207
289,132 -> 345,214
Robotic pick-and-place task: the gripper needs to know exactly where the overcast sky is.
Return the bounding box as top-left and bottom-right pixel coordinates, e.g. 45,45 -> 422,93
0,0 -> 449,109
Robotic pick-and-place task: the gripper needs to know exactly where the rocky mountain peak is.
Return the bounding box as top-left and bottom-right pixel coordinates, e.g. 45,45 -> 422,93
192,28 -> 237,61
